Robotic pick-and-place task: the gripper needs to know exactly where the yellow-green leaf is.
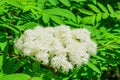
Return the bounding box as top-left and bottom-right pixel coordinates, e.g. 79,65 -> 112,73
103,13 -> 109,19
51,15 -> 64,24
96,13 -> 102,22
42,12 -> 50,23
81,16 -> 95,25
98,2 -> 108,13
59,0 -> 71,6
107,4 -> 114,14
48,0 -> 58,6
79,9 -> 95,15
0,55 -> 3,70
0,73 -> 30,80
88,4 -> 101,13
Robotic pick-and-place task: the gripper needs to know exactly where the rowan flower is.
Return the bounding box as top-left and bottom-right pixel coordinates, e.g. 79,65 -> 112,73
35,52 -> 49,65
51,55 -> 73,73
14,25 -> 97,73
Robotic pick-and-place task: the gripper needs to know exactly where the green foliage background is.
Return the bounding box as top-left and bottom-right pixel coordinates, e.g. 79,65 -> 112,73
0,0 -> 120,80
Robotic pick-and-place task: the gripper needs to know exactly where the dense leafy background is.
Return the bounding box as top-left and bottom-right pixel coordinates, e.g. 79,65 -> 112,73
0,0 -> 120,80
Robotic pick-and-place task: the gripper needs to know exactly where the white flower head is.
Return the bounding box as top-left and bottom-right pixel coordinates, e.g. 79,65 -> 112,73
14,25 -> 97,73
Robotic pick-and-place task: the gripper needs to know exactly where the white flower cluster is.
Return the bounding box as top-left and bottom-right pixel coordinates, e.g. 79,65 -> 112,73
14,25 -> 97,73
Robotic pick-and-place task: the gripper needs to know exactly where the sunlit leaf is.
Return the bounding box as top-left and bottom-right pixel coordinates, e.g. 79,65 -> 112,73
88,4 -> 101,13
0,42 -> 8,52
42,12 -> 50,24
0,55 -> 3,70
97,2 -> 108,13
81,16 -> 95,25
91,15 -> 96,25
103,13 -> 109,19
0,73 -> 30,80
45,8 -> 76,22
59,0 -> 71,6
96,13 -> 102,22
107,4 -> 114,14
51,15 -> 64,24
16,22 -> 38,31
79,9 -> 94,15
77,15 -> 82,24
48,0 -> 58,6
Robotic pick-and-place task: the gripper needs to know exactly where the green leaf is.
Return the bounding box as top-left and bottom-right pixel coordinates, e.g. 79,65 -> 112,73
63,77 -> 69,80
16,22 -> 38,31
51,15 -> 64,24
114,11 -> 120,19
32,77 -> 41,80
81,16 -> 92,24
12,59 -> 25,73
0,0 -> 6,15
59,0 -> 71,6
103,13 -> 109,19
0,42 -> 8,52
0,55 -> 3,70
0,73 -> 30,80
42,12 -> 50,24
23,5 -> 31,12
87,62 -> 101,74
96,13 -> 102,22
31,9 -> 40,20
3,58 -> 25,74
93,55 -> 106,61
91,15 -> 96,25
3,58 -> 17,74
45,8 -> 76,22
88,4 -> 101,13
92,0 -> 97,4
81,16 -> 95,25
79,9 -> 94,15
6,0 -> 23,9
65,20 -> 78,27
107,45 -> 120,49
0,6 -> 5,15
72,0 -> 87,2
0,24 -> 19,34
0,72 -> 4,79
0,0 -> 6,5
32,62 -> 40,73
99,26 -> 107,33
48,0 -> 58,6
77,15 -> 82,24
97,2 -> 108,13
107,4 -> 114,14
32,76 -> 44,80
0,32 -> 6,42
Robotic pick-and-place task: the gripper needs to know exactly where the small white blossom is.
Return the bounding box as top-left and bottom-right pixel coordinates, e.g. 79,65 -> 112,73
72,28 -> 90,42
85,40 -> 97,54
51,55 -> 73,73
14,37 -> 24,52
49,38 -> 67,56
45,27 -> 54,35
68,50 -> 89,66
54,25 -> 72,45
35,52 -> 49,65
